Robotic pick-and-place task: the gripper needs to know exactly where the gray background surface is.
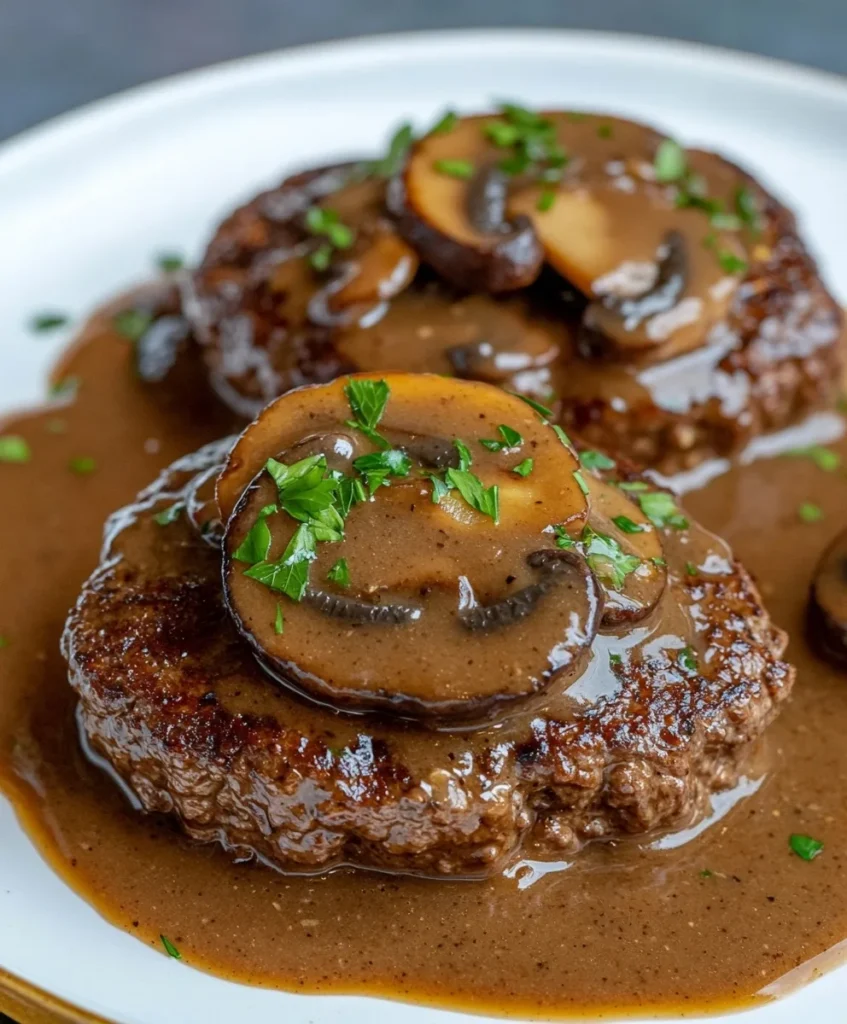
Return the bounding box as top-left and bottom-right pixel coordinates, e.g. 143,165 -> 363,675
0,1 -> 844,1022
2,0 -> 847,143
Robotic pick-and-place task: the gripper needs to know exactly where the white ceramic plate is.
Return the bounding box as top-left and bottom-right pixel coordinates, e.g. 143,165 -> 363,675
1,28 -> 846,1024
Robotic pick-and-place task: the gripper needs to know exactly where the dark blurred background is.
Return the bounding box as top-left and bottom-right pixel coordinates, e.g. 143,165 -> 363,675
2,0 -> 847,142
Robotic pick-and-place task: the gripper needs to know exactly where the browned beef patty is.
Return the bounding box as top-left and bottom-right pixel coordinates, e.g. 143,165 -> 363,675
62,440 -> 794,876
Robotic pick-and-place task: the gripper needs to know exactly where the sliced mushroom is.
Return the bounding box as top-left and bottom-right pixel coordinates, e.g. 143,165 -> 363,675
387,117 -> 544,293
582,474 -> 667,626
808,529 -> 847,669
222,374 -> 598,722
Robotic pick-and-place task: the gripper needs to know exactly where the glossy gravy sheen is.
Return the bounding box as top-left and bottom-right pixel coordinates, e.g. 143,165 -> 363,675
1,295 -> 847,1019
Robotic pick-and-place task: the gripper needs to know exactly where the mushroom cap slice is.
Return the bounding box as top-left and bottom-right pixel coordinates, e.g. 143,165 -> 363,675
221,374 -> 600,722
809,529 -> 847,669
387,115 -> 544,293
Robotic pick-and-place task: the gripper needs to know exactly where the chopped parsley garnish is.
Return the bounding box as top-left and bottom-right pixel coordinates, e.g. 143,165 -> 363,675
798,501 -> 823,523
618,480 -> 649,492
333,472 -> 367,516
114,308 -> 153,342
30,311 -> 69,333
553,525 -> 574,549
429,474 -> 451,504
344,377 -> 391,448
612,515 -> 644,534
353,448 -> 411,494
573,470 -> 589,495
654,138 -> 686,183
305,206 -> 355,270
433,158 -> 475,180
510,392 -> 552,422
638,491 -> 689,530
160,935 -> 181,960
597,123 -> 613,139
513,458 -> 534,477
717,250 -> 748,275
68,456 -> 96,475
154,502 -> 184,526
454,438 -> 473,469
480,424 -> 523,452
609,653 -> 622,666
789,833 -> 823,861
787,445 -> 840,472
431,110 -> 458,135
552,425 -> 573,450
735,186 -> 760,231
0,435 -> 31,463
699,868 -> 715,879
710,211 -> 742,231
445,468 -> 499,523
536,188 -> 557,212
582,526 -> 641,590
580,449 -> 615,471
245,522 -> 317,602
233,514 -> 273,563
327,558 -> 351,588
156,252 -> 185,273
677,646 -> 698,673
651,556 -> 667,568
266,454 -> 345,539
686,561 -> 698,576
274,603 -> 284,635
484,103 -> 568,181
49,376 -> 79,399
372,122 -> 414,178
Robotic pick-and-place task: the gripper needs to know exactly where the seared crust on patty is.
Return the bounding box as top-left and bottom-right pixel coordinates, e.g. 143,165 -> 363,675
62,441 -> 794,876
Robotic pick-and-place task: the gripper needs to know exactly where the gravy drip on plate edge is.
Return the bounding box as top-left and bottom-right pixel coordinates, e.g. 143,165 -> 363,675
1,286 -> 847,1018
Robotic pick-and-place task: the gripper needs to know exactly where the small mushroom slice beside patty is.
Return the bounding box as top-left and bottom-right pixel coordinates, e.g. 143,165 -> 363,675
387,116 -> 544,293
221,373 -> 600,722
808,529 -> 847,669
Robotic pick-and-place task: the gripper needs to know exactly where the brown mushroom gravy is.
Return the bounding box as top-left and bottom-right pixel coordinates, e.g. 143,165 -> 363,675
0,285 -> 846,1020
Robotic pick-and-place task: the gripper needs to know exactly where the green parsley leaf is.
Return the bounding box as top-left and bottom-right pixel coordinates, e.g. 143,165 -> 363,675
484,120 -> 522,147
510,392 -> 553,422
597,123 -> 613,139
717,250 -> 748,275
373,122 -> 414,178
154,502 -> 184,526
654,139 -> 687,183
431,110 -> 458,135
353,448 -> 411,494
536,188 -> 557,212
651,556 -> 667,567
30,311 -> 69,333
445,469 -> 499,523
114,308 -> 153,342
513,458 -> 533,477
788,446 -> 840,472
160,935 -> 181,960
573,470 -> 589,495
552,425 -> 573,450
699,869 -> 715,879
454,438 -> 473,469
274,604 -> 284,635
710,211 -> 742,231
580,449 -> 615,471
798,501 -> 824,523
582,526 -> 641,590
686,561 -> 698,576
553,524 -> 574,549
480,425 -> 523,452
233,516 -> 273,563
309,241 -> 333,271
618,480 -> 649,492
433,159 -> 475,180
0,435 -> 31,463
789,833 -> 824,861
735,186 -> 760,231
678,646 -> 698,672
327,558 -> 351,588
156,252 -> 185,273
344,378 -> 390,433
334,474 -> 367,516
69,456 -> 96,475
638,491 -> 689,530
49,376 -> 79,399
612,515 -> 643,534
609,653 -> 622,666
429,474 -> 451,504
245,522 -> 316,601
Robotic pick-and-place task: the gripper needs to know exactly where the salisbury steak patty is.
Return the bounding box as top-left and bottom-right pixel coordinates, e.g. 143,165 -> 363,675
184,109 -> 842,472
63,438 -> 794,876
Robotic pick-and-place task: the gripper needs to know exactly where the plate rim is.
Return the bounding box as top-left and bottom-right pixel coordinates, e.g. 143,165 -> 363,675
2,25 -> 847,1024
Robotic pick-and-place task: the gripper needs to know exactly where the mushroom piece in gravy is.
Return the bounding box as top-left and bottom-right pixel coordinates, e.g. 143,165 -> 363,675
809,527 -> 847,668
